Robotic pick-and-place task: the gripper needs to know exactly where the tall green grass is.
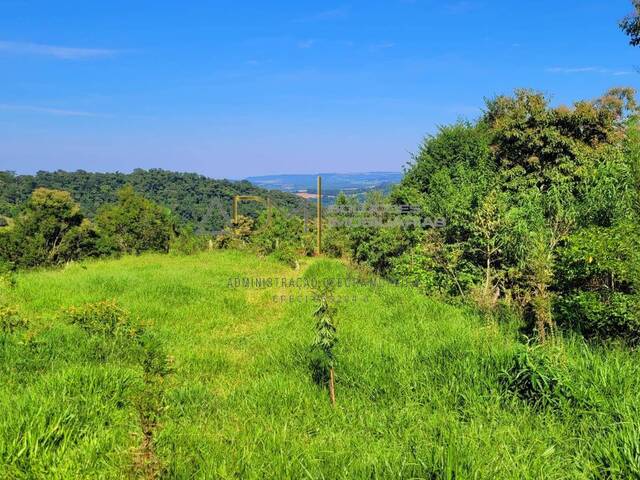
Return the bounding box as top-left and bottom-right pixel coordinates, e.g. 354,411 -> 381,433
1,251 -> 639,478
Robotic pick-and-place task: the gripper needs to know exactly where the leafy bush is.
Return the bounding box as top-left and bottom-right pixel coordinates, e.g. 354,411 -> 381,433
96,185 -> 174,255
555,222 -> 640,343
322,226 -> 350,258
0,306 -> 28,335
270,244 -> 298,268
556,292 -> 640,344
57,218 -> 109,262
139,331 -> 172,378
365,88 -> 640,342
214,215 -> 254,250
64,300 -> 138,338
170,225 -> 209,255
0,264 -> 16,291
300,230 -> 317,257
390,232 -> 477,298
252,208 -> 304,255
350,226 -> 412,274
0,188 -> 98,268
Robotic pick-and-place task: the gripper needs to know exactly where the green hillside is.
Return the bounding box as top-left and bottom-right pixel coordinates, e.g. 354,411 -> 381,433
1,251 -> 639,478
0,169 -> 305,232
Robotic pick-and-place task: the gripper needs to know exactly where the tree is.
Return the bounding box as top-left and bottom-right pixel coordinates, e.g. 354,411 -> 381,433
387,87 -> 640,343
0,168 -> 305,233
312,288 -> 338,405
96,186 -> 173,254
471,189 -> 509,308
621,1 -> 640,46
0,188 -> 101,267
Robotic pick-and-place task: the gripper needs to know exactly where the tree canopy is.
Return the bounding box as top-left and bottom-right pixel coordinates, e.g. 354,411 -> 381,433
0,168 -> 304,233
621,0 -> 640,45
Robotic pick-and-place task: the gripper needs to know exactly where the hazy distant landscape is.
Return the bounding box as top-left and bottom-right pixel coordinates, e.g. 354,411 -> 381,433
247,172 -> 402,194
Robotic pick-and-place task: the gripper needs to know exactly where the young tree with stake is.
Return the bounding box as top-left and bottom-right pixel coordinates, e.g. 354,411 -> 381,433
313,287 -> 338,405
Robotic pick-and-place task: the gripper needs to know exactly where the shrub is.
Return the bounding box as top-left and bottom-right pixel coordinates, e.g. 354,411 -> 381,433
170,225 -> 208,255
555,223 -> 640,343
252,208 -> 303,255
0,306 -> 28,335
385,89 -> 640,344
501,344 -> 578,409
322,227 -> 350,259
350,226 -> 412,275
0,262 -> 16,292
390,231 -> 477,298
214,215 -> 254,249
270,244 -> 298,268
64,300 -> 137,338
139,331 -> 172,378
556,292 -> 640,344
0,188 -> 95,268
96,185 -> 173,255
56,218 -> 107,263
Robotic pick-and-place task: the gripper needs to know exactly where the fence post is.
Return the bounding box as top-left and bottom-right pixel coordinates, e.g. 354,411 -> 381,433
316,176 -> 322,256
233,195 -> 239,223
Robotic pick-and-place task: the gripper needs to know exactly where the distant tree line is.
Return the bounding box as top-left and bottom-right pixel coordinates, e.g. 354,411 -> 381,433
0,168 -> 304,233
0,168 -> 307,270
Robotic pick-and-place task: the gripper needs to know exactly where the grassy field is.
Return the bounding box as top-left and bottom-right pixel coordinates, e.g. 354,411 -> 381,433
1,250 -> 639,479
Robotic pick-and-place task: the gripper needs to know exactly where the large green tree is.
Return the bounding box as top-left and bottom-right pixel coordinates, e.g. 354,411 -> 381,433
374,88 -> 640,341
0,188 -> 102,268
96,185 -> 174,254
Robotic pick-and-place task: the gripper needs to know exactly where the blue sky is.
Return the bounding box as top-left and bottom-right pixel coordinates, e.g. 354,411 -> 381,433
0,0 -> 637,179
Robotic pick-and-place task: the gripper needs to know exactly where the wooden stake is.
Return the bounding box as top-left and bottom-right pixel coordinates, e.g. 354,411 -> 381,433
316,176 -> 322,256
303,199 -> 308,232
267,197 -> 272,226
329,367 -> 336,406
233,195 -> 239,223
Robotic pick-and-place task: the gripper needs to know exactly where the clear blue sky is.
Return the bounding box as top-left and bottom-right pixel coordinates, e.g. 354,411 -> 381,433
0,0 -> 637,179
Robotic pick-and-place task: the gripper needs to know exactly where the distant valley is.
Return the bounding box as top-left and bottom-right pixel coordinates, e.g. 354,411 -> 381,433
246,172 -> 402,201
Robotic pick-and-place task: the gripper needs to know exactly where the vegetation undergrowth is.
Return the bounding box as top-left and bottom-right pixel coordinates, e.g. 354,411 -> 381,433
0,251 -> 638,478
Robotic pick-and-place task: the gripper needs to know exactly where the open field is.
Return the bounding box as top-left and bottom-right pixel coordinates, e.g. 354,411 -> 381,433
1,251 -> 639,479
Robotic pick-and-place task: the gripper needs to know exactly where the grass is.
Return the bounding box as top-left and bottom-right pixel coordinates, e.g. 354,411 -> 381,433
1,250 -> 639,478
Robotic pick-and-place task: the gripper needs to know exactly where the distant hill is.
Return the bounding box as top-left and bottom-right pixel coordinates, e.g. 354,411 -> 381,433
0,169 -> 305,233
246,172 -> 402,199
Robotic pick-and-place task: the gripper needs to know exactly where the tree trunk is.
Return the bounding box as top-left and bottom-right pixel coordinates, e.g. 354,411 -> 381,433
485,250 -> 491,294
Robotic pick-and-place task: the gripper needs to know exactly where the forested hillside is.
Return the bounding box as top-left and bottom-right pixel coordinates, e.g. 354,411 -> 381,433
0,169 -> 304,232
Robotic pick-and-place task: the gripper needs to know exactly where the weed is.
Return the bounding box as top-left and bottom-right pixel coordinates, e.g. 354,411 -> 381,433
501,343 -> 578,409
0,306 -> 28,335
64,300 -> 139,338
